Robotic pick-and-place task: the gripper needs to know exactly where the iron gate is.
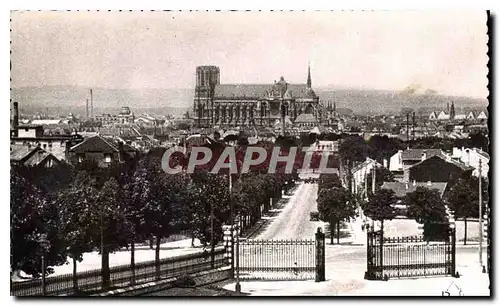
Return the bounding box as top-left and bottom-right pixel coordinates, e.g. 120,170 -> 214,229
365,227 -> 457,280
237,228 -> 325,281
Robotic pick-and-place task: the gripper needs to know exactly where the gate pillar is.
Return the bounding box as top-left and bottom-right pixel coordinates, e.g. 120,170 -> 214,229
315,227 -> 326,282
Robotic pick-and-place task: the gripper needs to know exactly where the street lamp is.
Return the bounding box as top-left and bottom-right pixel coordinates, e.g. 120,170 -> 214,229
38,234 -> 50,296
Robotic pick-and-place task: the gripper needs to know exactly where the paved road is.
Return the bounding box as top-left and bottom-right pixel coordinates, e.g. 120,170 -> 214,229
255,182 -> 323,240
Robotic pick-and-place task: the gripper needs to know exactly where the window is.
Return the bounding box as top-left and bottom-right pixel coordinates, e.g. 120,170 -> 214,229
104,154 -> 112,163
77,155 -> 84,163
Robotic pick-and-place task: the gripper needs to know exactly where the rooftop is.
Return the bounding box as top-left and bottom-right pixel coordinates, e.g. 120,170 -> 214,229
381,181 -> 448,198
214,83 -> 317,99
401,149 -> 444,161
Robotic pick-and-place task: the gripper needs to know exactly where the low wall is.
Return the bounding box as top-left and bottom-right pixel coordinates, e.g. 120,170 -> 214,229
91,266 -> 232,297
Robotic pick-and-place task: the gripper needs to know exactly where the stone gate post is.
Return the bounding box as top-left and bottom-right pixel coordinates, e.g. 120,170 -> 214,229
315,227 -> 325,282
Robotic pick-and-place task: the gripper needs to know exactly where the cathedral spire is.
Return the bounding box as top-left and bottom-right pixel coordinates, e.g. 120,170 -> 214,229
307,62 -> 312,88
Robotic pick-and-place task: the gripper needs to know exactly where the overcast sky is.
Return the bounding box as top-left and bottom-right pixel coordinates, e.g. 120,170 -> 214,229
11,11 -> 488,98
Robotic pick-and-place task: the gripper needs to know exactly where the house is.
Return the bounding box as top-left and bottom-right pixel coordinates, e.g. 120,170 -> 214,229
437,111 -> 450,120
428,112 -> 437,120
381,181 -> 448,198
11,144 -> 61,168
351,157 -> 383,196
311,140 -> 339,153
466,111 -> 476,120
14,125 -> 44,138
477,110 -> 488,120
389,148 -> 445,182
67,135 -> 137,167
408,154 -> 473,184
31,119 -> 65,125
453,114 -> 466,120
451,147 -> 489,178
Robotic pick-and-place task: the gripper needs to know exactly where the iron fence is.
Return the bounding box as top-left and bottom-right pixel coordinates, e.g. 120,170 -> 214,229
365,228 -> 456,280
238,239 -> 316,280
12,247 -> 228,297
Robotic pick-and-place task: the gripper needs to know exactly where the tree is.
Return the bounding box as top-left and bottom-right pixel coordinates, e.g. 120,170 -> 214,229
367,135 -> 405,164
363,189 -> 397,233
186,171 -> 230,262
448,176 -> 488,245
130,156 -> 177,279
318,173 -> 342,190
404,187 -> 448,241
93,177 -> 130,288
366,167 -> 395,197
11,168 -> 66,278
317,187 -> 356,244
56,173 -> 97,291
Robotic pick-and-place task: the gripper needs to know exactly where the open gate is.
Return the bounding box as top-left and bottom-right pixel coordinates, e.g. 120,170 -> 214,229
234,228 -> 325,281
365,226 -> 457,280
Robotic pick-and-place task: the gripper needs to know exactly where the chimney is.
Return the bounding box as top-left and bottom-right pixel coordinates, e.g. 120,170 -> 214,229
413,180 -> 416,186
90,89 -> 94,119
383,159 -> 388,168
421,150 -> 427,161
12,101 -> 19,132
405,183 -> 409,189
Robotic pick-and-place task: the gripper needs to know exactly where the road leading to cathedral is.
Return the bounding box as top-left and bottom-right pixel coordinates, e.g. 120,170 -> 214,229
255,182 -> 323,240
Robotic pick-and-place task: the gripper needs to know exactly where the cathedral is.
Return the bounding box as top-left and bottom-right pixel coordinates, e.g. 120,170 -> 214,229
192,65 -> 323,129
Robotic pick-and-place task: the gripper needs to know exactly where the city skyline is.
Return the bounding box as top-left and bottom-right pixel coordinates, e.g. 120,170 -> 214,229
11,11 -> 488,99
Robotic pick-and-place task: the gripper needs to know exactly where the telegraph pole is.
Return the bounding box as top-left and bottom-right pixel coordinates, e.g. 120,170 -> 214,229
479,159 -> 483,269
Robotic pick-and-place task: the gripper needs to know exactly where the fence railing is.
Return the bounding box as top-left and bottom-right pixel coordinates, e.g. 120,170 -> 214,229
238,239 -> 317,280
365,228 -> 456,281
12,247 -> 228,297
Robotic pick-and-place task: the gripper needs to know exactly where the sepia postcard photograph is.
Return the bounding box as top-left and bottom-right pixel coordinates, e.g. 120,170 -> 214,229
8,9 -> 491,297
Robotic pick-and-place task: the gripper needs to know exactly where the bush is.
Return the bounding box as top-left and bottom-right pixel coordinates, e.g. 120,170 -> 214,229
422,221 -> 450,242
173,275 -> 196,288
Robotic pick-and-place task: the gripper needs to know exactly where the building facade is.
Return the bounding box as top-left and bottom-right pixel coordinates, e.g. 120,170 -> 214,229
192,65 -> 321,129
95,106 -> 135,125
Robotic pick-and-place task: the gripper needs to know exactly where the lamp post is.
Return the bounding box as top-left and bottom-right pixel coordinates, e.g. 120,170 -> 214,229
38,234 -> 50,296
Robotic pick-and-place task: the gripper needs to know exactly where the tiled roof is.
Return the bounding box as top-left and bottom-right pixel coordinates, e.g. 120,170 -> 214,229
214,83 -> 316,99
401,149 -> 443,161
475,149 -> 490,160
381,182 -> 448,198
410,155 -> 474,172
294,113 -> 318,123
70,135 -> 119,153
24,151 -> 52,167
10,145 -> 60,166
10,145 -> 34,161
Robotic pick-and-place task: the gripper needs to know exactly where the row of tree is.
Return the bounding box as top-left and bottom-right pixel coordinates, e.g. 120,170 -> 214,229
11,147 -> 295,291
315,171 -> 488,243
361,173 -> 488,242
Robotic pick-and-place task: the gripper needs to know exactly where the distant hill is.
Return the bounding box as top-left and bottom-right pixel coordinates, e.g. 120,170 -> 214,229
11,86 -> 488,117
11,86 -> 193,118
316,88 -> 488,116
